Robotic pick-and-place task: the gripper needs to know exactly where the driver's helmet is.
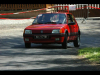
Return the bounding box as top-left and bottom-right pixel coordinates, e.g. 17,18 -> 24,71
50,15 -> 59,22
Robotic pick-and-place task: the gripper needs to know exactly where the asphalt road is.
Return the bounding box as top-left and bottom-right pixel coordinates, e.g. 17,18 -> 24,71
0,19 -> 100,71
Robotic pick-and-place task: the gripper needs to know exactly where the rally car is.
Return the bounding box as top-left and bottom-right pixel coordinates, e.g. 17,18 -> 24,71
23,12 -> 80,49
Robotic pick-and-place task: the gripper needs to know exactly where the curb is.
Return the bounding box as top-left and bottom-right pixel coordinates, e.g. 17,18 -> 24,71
0,17 -> 36,20
0,18 -> 34,24
75,17 -> 100,20
87,18 -> 100,20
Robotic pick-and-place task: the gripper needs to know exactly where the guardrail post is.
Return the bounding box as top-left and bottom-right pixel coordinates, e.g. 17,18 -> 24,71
87,5 -> 89,19
81,5 -> 87,23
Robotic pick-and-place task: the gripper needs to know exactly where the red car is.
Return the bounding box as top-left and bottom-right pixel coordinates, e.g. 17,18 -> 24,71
23,12 -> 80,49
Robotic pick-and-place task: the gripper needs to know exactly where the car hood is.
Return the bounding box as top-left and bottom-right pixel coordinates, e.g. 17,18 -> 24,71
25,24 -> 66,30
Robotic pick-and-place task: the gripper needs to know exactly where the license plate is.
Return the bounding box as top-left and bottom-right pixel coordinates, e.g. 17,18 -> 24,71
34,35 -> 48,39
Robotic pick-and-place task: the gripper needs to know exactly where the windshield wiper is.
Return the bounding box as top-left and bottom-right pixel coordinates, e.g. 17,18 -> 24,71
32,22 -> 44,24
44,22 -> 57,24
38,22 -> 44,24
58,23 -> 62,24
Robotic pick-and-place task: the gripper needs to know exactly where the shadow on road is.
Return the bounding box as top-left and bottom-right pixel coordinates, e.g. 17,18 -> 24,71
0,35 -> 75,49
0,21 -> 100,70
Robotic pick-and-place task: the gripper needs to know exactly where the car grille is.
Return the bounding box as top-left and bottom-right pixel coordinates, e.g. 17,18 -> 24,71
32,30 -> 52,34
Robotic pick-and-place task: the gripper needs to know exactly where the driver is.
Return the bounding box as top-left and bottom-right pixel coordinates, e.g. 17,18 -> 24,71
58,16 -> 65,24
50,15 -> 59,22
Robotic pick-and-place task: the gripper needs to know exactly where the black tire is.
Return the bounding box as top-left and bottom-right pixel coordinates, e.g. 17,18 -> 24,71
25,43 -> 31,48
73,35 -> 80,47
62,33 -> 67,49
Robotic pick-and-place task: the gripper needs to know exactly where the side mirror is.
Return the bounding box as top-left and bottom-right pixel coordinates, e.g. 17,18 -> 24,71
68,22 -> 75,25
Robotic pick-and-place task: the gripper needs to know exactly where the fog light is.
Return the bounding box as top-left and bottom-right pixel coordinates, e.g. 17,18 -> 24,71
55,38 -> 60,41
25,38 -> 29,41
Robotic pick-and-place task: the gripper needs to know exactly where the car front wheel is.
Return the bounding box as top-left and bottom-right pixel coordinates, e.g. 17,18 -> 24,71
73,35 -> 80,47
25,43 -> 31,48
62,33 -> 67,49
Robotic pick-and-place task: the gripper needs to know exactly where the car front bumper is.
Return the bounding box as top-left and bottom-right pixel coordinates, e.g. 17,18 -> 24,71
23,33 -> 65,44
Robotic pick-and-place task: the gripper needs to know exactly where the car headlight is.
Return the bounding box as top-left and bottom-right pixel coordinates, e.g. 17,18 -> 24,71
24,30 -> 32,34
52,29 -> 62,33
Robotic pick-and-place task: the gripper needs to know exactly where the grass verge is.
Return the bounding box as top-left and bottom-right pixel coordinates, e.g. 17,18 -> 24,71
78,47 -> 100,64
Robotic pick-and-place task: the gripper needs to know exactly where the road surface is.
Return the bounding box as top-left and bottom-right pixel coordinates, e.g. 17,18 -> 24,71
0,19 -> 100,71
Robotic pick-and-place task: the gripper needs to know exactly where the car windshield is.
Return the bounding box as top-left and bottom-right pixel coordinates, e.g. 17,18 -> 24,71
32,13 -> 67,24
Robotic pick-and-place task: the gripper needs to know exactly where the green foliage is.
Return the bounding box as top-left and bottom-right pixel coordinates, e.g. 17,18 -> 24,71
78,47 -> 100,64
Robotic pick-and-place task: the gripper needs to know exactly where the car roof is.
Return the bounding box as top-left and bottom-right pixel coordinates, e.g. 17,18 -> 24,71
39,12 -> 71,15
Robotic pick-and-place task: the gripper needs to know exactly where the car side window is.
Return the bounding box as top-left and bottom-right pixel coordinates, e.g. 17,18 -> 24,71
71,15 -> 75,22
67,14 -> 75,23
